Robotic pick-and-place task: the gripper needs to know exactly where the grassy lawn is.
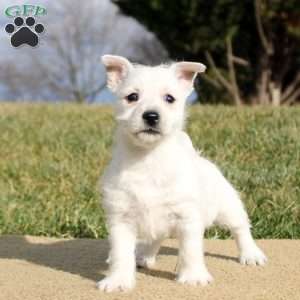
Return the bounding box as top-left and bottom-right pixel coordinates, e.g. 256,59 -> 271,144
0,103 -> 299,239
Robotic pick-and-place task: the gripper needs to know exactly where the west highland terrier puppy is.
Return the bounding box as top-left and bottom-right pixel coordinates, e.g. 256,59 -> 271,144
97,55 -> 267,292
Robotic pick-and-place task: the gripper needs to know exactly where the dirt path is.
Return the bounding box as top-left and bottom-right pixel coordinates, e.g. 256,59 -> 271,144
0,236 -> 299,300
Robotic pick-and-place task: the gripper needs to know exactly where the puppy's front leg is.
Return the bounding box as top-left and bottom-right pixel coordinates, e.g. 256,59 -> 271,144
177,222 -> 213,286
97,223 -> 136,292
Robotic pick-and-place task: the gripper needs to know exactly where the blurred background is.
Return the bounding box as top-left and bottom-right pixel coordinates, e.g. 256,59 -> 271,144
0,0 -> 299,105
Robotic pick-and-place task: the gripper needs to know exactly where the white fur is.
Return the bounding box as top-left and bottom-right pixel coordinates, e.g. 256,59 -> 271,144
97,55 -> 267,292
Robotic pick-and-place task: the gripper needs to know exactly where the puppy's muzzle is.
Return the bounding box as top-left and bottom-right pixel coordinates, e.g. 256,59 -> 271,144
142,110 -> 160,127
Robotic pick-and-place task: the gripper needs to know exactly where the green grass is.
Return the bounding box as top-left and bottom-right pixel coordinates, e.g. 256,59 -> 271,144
0,103 -> 299,239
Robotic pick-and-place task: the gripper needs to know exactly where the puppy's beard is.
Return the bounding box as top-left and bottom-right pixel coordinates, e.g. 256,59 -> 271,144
135,129 -> 162,144
117,112 -> 174,148
122,125 -> 164,148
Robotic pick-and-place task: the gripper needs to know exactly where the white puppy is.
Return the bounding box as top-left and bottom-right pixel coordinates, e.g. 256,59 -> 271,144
97,55 -> 267,292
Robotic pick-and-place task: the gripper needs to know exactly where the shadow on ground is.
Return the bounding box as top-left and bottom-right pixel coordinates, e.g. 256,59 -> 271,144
0,236 -> 238,282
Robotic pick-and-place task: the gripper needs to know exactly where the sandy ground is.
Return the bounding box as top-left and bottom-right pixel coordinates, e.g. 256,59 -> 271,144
0,236 -> 299,300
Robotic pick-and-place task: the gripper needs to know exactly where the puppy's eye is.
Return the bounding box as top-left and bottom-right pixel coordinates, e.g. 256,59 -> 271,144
126,93 -> 139,102
164,94 -> 176,104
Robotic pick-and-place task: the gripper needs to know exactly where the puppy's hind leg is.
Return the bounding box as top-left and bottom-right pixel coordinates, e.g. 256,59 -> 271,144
136,238 -> 163,269
233,225 -> 267,265
216,193 -> 267,266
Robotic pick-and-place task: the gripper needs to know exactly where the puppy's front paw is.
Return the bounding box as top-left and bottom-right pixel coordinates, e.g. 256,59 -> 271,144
177,269 -> 213,286
97,275 -> 135,292
240,246 -> 267,266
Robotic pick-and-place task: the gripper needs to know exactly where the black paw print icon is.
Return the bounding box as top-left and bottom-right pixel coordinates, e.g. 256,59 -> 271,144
5,17 -> 44,47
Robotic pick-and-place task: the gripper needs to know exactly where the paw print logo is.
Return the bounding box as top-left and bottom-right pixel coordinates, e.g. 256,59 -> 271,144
5,17 -> 44,47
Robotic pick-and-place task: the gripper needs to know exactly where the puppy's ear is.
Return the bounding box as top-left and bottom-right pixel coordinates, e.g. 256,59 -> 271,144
171,61 -> 206,92
101,55 -> 133,92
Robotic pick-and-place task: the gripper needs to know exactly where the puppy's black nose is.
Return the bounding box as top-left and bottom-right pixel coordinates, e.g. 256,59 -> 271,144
142,111 -> 160,127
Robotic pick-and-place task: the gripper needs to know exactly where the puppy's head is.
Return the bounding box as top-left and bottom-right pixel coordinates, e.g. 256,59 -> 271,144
102,55 -> 206,148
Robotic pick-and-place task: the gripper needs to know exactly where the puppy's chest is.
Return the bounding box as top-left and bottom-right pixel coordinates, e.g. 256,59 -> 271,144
125,169 -> 176,214
107,149 -> 199,239
122,160 -> 181,203
118,166 -> 186,239
134,194 -> 176,240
